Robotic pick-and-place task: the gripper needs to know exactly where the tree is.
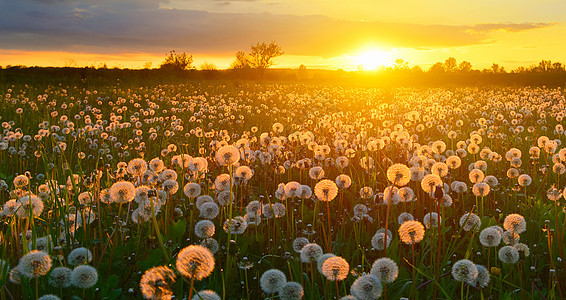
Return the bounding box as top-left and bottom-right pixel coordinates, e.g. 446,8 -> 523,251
491,63 -> 500,73
200,62 -> 218,71
551,62 -> 565,72
458,61 -> 473,72
394,59 -> 409,71
411,65 -> 424,73
248,41 -> 284,69
230,51 -> 251,69
537,60 -> 553,72
160,50 -> 194,70
428,62 -> 446,73
444,57 -> 457,72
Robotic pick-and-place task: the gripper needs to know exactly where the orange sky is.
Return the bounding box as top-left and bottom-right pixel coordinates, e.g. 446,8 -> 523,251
0,0 -> 564,71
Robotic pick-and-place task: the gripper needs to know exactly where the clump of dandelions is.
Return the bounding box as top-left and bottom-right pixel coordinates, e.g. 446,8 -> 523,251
260,269 -> 287,294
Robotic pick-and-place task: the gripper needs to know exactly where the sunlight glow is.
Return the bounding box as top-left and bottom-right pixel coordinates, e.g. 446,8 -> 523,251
353,50 -> 393,70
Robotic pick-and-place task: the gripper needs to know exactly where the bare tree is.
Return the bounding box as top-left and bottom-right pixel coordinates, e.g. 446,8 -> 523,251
161,50 -> 194,70
248,41 -> 284,69
230,51 -> 251,69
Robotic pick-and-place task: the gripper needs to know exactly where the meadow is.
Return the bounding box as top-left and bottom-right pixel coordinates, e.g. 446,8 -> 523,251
0,80 -> 564,299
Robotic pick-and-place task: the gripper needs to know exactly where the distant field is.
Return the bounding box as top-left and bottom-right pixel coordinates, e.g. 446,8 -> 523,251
0,81 -> 564,299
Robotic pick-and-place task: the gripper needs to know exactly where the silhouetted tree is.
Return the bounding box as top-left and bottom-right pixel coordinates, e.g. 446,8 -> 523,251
551,62 -> 565,72
200,62 -> 218,71
428,62 -> 446,73
248,41 -> 284,69
537,60 -> 553,72
458,61 -> 473,72
444,57 -> 457,72
394,59 -> 409,70
161,50 -> 194,70
491,63 -> 500,73
411,65 -> 424,73
230,51 -> 251,69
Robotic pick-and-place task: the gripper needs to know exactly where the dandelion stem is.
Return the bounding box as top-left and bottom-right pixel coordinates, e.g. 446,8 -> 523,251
150,197 -> 169,261
326,201 -> 332,252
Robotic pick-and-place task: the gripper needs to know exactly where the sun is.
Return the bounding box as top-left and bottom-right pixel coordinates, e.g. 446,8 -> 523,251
354,50 -> 392,70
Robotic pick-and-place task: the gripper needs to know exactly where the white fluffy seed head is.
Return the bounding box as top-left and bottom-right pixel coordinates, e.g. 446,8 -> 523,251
260,269 -> 287,294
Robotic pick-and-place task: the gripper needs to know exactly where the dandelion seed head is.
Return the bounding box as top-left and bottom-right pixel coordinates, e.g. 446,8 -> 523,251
278,281 -> 304,300
260,269 -> 287,294
503,214 -> 526,233
398,220 -> 425,245
452,259 -> 478,283
70,265 -> 98,288
321,256 -> 349,281
176,245 -> 215,280
18,250 -> 52,278
300,243 -> 323,263
350,274 -> 382,300
140,266 -> 176,300
370,257 -> 398,283
499,246 -> 520,264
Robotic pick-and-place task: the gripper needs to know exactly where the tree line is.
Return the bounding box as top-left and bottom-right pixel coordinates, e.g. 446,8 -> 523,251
157,41 -> 564,75
160,41 -> 283,71
400,57 -> 566,74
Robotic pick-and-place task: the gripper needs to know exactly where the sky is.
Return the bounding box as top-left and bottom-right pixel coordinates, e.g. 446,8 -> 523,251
0,0 -> 564,70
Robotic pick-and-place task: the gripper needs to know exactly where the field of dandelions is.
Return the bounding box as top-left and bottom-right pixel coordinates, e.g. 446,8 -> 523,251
0,81 -> 565,300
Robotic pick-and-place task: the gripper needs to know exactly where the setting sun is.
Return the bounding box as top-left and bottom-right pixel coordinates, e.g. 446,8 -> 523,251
354,50 -> 393,70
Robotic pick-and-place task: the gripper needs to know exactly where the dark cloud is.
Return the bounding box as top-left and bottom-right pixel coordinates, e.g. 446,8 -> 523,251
0,1 -> 554,57
471,23 -> 551,32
